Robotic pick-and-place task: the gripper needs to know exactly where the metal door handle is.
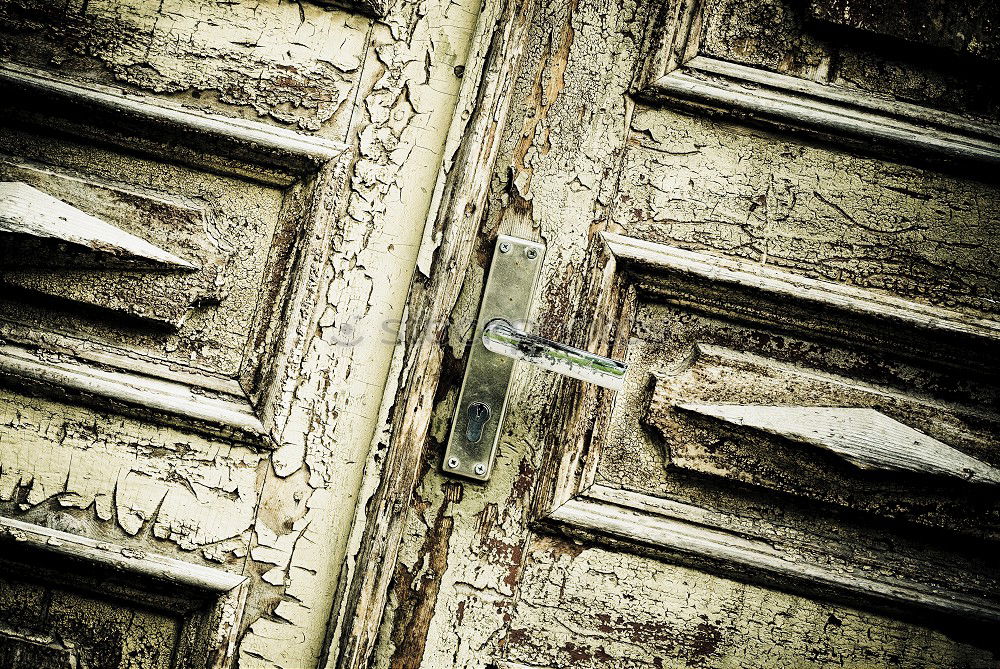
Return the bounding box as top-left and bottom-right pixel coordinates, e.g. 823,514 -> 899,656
482,318 -> 626,391
442,235 -> 627,482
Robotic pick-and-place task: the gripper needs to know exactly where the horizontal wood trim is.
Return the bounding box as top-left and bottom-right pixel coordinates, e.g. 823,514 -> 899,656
643,56 -> 1000,168
0,64 -> 348,186
0,516 -> 245,593
544,485 -> 1000,626
602,232 -> 1000,345
0,342 -> 270,446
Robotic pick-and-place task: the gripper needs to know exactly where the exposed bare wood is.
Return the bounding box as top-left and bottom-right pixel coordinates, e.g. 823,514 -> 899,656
632,0 -> 1000,169
676,404 -> 1000,485
0,181 -> 196,270
528,230 -> 1000,642
605,232 -> 1000,343
0,0 -> 996,664
326,0 -> 538,666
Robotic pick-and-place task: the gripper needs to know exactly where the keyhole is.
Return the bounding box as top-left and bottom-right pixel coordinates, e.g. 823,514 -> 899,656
465,401 -> 492,443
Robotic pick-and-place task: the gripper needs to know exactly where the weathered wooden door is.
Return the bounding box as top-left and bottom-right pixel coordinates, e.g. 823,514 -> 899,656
0,0 -> 483,667
343,0 -> 1000,667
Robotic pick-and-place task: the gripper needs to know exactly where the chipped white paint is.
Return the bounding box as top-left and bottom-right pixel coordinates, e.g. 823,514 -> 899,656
0,0 -> 998,665
0,392 -> 262,554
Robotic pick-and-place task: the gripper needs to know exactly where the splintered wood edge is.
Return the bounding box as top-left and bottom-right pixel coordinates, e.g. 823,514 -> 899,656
0,516 -> 246,593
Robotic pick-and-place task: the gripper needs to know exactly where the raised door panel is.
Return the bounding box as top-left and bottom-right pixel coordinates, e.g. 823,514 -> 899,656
0,51 -> 347,669
0,66 -> 348,443
492,0 -> 1000,664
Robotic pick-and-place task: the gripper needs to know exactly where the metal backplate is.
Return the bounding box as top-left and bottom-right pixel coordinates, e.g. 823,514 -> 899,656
442,235 -> 544,481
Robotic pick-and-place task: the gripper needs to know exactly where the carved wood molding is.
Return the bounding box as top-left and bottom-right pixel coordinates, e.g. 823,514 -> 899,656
0,65 -> 351,447
605,232 -> 1000,371
0,63 -> 344,186
0,516 -> 245,593
533,232 -> 1000,633
0,342 -> 267,442
632,0 -> 1000,168
0,516 -> 248,669
546,485 -> 1000,626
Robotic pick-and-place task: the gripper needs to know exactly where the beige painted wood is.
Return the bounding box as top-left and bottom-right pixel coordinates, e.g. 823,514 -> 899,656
351,0 -> 1000,666
0,0 -> 486,667
0,181 -> 196,269
0,0 -> 997,666
674,404 -> 1000,484
0,516 -> 245,593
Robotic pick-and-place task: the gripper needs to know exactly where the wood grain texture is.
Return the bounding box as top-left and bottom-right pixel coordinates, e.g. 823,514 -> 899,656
606,232 -> 1000,341
0,181 -> 196,270
0,342 -> 269,445
676,404 -> 1000,484
531,234 -> 1000,636
325,0 -> 538,665
0,0 -> 490,666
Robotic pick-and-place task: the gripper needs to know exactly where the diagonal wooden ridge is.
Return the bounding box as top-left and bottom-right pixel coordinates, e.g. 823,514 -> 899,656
677,404 -> 1000,486
0,181 -> 196,270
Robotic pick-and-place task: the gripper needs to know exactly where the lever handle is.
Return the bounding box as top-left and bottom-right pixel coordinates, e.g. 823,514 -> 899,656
482,318 -> 627,391
443,234 -> 626,482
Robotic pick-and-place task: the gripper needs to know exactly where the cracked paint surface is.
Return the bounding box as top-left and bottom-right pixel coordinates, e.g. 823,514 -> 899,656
502,537 -> 995,669
0,0 -> 481,664
371,0 -> 1000,665
0,0 -> 997,664
617,109 -> 1000,314
0,0 -> 369,133
0,391 -> 263,558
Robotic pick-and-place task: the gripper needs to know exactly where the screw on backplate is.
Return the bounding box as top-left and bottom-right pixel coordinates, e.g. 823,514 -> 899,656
499,242 -> 511,253
447,457 -> 460,469
525,247 -> 538,259
474,463 -> 486,475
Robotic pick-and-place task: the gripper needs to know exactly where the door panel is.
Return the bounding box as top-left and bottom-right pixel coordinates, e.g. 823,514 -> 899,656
0,0 -> 483,665
364,0 -> 1000,665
